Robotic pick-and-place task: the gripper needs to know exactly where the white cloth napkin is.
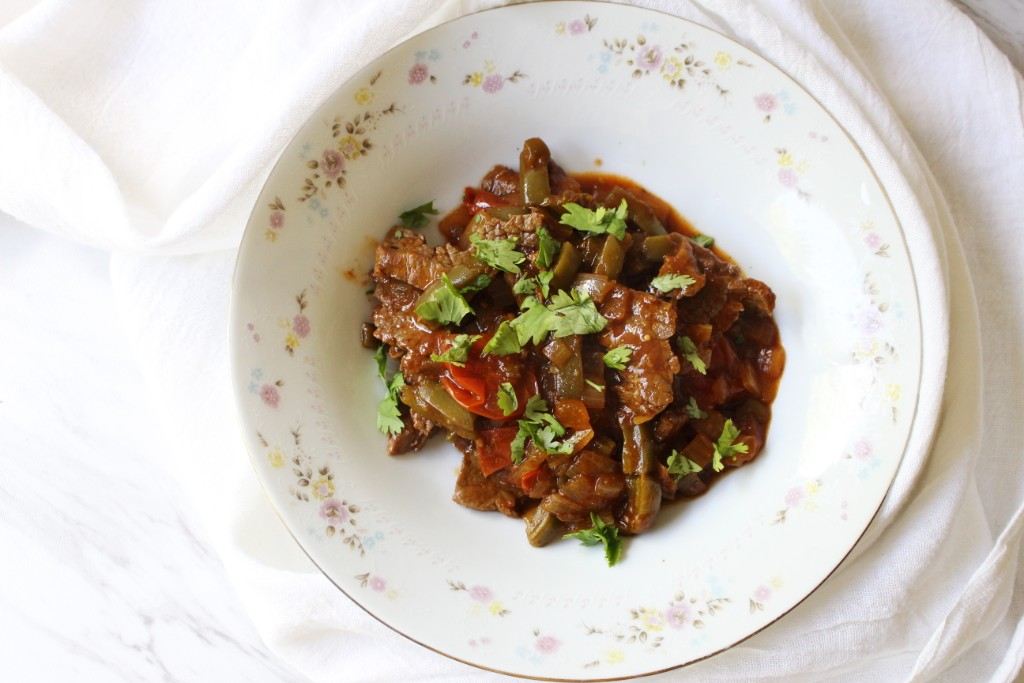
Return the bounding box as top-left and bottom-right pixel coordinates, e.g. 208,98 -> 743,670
3,0 -> 1023,681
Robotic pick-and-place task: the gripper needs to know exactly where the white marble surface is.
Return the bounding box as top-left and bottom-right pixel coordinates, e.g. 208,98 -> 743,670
0,3 -> 1020,683
0,213 -> 305,682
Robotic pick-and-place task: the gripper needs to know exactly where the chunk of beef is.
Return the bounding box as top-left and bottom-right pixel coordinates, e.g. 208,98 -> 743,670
480,164 -> 520,196
453,452 -> 520,517
373,230 -> 476,290
467,209 -> 545,251
596,284 -> 680,423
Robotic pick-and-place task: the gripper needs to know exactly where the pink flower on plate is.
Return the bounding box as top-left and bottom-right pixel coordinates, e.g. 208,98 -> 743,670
409,62 -> 429,85
785,485 -> 806,508
853,438 -> 873,461
753,584 -> 772,602
568,19 -> 586,35
259,383 -> 280,408
293,314 -> 310,338
857,308 -> 884,335
482,73 -> 504,93
319,498 -> 349,525
321,149 -> 344,179
754,92 -> 778,112
269,211 -> 284,229
369,575 -> 387,592
665,602 -> 694,629
469,585 -> 494,603
864,231 -> 883,250
636,45 -> 664,71
535,634 -> 560,654
778,168 -> 799,188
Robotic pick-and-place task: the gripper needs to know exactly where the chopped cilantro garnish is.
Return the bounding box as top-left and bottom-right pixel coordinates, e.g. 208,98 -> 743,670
677,335 -> 707,375
512,297 -> 558,346
415,273 -> 473,326
459,273 -> 493,295
691,234 -> 715,249
430,334 -> 480,366
398,200 -> 439,229
667,449 -> 703,478
470,235 -> 526,274
497,382 -> 518,416
536,227 -> 561,268
603,346 -> 632,370
547,289 -> 608,337
374,347 -> 405,436
711,418 -> 749,472
651,272 -> 696,294
685,396 -> 708,420
510,394 -> 570,462
512,270 -> 554,299
482,320 -> 522,356
485,289 -> 608,354
559,199 -> 628,240
563,512 -> 622,567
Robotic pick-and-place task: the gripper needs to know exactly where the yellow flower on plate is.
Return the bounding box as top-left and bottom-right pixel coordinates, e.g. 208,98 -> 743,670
310,476 -> 335,500
488,601 -> 505,615
354,87 -> 374,106
555,21 -> 566,34
267,448 -> 285,468
469,71 -> 483,87
886,384 -> 902,402
605,649 -> 624,665
661,55 -> 683,80
338,134 -> 361,160
777,152 -> 794,167
796,159 -> 810,174
640,609 -> 665,632
714,50 -> 732,69
484,59 -> 496,74
285,332 -> 300,350
264,228 -> 278,242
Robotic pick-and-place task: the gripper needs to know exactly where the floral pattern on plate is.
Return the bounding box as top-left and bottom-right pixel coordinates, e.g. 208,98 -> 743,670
230,3 -> 925,679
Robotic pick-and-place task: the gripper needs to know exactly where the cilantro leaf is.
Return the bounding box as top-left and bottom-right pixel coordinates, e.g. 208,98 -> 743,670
711,418 -> 749,472
497,382 -> 518,416
415,273 -> 473,326
374,344 -> 388,381
512,270 -> 553,299
667,449 -> 703,478
677,335 -> 707,375
651,272 -> 696,293
603,346 -> 633,370
536,227 -> 561,269
398,200 -> 439,229
510,427 -> 528,464
459,273 -> 493,295
430,334 -> 480,366
532,424 -> 573,455
482,320 -> 522,356
685,396 -> 708,420
470,235 -> 526,274
691,234 -> 715,249
563,512 -> 622,567
548,289 -> 608,337
376,371 -> 405,436
511,394 -> 570,459
585,379 -> 604,391
510,297 -> 558,346
559,199 -> 628,240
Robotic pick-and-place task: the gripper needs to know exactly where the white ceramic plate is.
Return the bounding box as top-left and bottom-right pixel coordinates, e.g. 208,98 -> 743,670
230,2 -> 922,679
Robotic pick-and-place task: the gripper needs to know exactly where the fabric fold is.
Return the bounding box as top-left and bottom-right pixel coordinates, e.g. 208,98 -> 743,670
4,0 -> 1024,681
